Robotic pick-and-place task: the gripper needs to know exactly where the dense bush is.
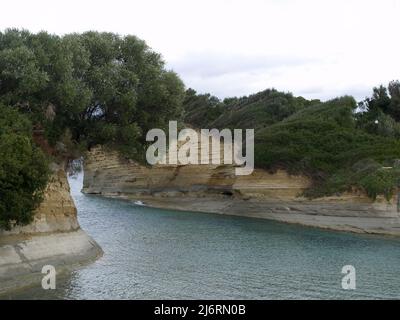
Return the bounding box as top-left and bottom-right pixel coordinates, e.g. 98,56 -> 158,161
255,97 -> 400,198
184,88 -> 400,200
184,88 -> 320,130
183,88 -> 225,128
0,104 -> 49,230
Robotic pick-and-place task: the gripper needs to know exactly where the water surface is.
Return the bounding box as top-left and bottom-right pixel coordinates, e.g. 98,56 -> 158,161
5,174 -> 400,299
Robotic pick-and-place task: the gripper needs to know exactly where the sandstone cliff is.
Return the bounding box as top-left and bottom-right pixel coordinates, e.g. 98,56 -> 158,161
83,146 -> 400,236
0,167 -> 102,295
0,168 -> 79,236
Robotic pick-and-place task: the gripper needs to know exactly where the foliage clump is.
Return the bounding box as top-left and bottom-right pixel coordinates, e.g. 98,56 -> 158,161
0,29 -> 185,229
0,104 -> 49,230
183,86 -> 400,201
0,29 -> 185,161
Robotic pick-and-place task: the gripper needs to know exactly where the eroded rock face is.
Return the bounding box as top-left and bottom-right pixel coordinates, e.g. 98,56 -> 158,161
83,146 -> 310,198
0,168 -> 102,295
0,169 -> 79,236
83,146 -> 400,235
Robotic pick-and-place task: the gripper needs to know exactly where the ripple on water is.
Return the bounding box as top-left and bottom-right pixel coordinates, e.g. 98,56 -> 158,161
4,174 -> 400,299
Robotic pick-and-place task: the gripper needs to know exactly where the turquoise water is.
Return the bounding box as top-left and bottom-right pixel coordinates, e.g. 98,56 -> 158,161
5,174 -> 400,299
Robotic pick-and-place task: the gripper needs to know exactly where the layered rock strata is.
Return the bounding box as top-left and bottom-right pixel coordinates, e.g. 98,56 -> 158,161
83,146 -> 400,236
0,168 -> 102,295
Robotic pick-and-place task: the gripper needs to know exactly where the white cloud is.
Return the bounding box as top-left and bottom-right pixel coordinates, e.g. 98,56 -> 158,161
1,0 -> 399,100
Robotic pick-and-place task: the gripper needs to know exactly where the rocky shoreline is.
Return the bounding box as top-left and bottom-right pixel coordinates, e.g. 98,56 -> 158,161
0,168 -> 103,295
0,230 -> 102,296
86,193 -> 400,236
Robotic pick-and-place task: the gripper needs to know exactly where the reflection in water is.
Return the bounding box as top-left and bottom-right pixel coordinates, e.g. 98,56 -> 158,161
4,173 -> 400,299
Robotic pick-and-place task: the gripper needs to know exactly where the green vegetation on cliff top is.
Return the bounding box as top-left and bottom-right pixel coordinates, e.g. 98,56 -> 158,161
183,86 -> 400,200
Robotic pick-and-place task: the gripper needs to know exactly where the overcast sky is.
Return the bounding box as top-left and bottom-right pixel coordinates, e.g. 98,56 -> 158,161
1,0 -> 399,100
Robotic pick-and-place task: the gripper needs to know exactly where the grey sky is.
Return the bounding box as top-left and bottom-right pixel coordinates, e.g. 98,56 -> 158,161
1,0 -> 399,100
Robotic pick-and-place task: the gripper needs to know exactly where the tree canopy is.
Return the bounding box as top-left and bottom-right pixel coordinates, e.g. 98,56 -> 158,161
0,29 -> 185,160
0,29 -> 185,229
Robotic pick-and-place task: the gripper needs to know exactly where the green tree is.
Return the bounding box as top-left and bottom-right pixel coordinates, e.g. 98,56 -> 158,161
388,80 -> 400,121
0,29 -> 185,160
0,29 -> 185,229
0,104 -> 49,230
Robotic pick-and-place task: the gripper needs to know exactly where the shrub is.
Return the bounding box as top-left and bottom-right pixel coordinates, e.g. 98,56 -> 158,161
0,105 -> 49,230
